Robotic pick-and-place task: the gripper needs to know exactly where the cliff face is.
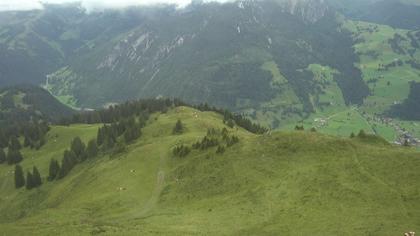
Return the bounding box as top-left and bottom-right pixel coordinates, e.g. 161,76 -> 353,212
280,0 -> 329,23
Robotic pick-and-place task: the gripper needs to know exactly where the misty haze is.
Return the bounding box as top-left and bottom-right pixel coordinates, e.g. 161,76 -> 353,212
0,0 -> 420,235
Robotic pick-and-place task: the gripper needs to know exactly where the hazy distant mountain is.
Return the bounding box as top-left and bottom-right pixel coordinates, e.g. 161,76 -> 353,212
0,0 -> 419,130
0,85 -> 74,124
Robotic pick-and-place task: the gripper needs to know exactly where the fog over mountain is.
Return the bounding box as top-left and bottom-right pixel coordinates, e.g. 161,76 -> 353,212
0,0 -> 234,11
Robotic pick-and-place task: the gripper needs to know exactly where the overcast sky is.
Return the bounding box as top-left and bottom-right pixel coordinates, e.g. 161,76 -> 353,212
0,0 -> 233,11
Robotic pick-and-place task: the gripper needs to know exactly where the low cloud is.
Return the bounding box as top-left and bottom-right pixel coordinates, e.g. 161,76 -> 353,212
0,0 -> 235,11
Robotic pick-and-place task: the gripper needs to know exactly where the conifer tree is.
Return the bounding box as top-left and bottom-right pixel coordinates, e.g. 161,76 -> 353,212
358,129 -> 367,138
173,119 -> 184,134
97,127 -> 104,146
0,130 -> 7,148
0,148 -> 5,164
104,135 -> 115,150
14,165 -> 25,189
6,149 -> 23,165
9,136 -> 21,150
26,172 -> 34,190
48,159 -> 60,181
32,166 -> 42,187
71,137 -> 86,159
87,139 -> 98,158
23,134 -> 31,148
58,150 -> 77,179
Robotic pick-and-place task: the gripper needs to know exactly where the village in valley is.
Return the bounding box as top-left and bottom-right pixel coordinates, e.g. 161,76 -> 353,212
312,107 -> 420,147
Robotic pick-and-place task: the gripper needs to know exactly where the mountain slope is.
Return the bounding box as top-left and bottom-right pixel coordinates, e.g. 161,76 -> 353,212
0,1 -> 420,142
0,106 -> 419,235
0,85 -> 75,124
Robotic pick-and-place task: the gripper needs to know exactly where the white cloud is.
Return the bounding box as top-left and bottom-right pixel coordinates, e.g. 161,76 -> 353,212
0,0 -> 43,11
0,0 -> 235,11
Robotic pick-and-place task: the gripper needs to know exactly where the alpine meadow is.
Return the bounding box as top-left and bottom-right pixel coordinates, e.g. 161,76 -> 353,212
0,0 -> 420,235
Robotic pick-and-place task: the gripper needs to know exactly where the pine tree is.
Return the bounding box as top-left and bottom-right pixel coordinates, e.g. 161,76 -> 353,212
87,139 -> 98,158
48,159 -> 60,181
0,148 -> 5,164
9,136 -> 21,150
104,135 -> 115,150
0,130 -> 7,148
172,120 -> 184,134
58,150 -> 77,179
14,165 -> 25,189
70,137 -> 86,162
6,149 -> 23,165
358,129 -> 367,138
97,127 -> 104,146
350,132 -> 355,138
113,141 -> 126,155
23,133 -> 31,147
32,166 -> 42,187
26,172 -> 34,190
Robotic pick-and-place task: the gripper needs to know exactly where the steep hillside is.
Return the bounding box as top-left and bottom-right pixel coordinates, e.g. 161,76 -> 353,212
0,85 -> 75,124
0,106 -> 419,235
0,0 -> 420,143
44,1 -> 367,112
332,0 -> 420,30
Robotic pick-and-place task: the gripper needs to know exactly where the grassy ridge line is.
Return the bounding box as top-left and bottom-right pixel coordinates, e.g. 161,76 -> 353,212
1,107 -> 419,235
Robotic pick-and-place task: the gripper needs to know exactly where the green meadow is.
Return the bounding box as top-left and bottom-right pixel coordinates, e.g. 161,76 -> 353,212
1,107 -> 420,235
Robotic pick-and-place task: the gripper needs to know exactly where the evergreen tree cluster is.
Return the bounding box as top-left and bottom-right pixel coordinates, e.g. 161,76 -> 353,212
26,166 -> 42,190
22,121 -> 49,149
60,98 -> 185,125
6,149 -> 23,165
170,128 -> 239,157
0,120 -> 50,150
13,165 -> 42,190
294,125 -> 305,131
192,136 -> 220,150
194,104 -> 268,134
48,114 -> 143,181
97,116 -> 144,152
192,128 -> 239,151
0,134 -> 24,165
45,107 -> 147,182
173,145 -> 191,157
57,98 -> 266,135
0,121 -> 49,166
52,137 -> 99,180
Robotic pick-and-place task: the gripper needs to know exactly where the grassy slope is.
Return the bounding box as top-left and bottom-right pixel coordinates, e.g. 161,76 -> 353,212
296,19 -> 420,142
0,107 -> 420,235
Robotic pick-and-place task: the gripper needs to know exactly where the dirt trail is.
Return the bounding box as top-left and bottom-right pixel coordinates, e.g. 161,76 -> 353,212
136,154 -> 166,218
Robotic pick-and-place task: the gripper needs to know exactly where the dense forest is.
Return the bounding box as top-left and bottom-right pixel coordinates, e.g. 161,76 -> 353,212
389,82 -> 420,120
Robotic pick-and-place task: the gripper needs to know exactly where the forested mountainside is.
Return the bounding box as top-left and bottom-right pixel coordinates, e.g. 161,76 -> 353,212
0,85 -> 74,124
0,0 -> 420,142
